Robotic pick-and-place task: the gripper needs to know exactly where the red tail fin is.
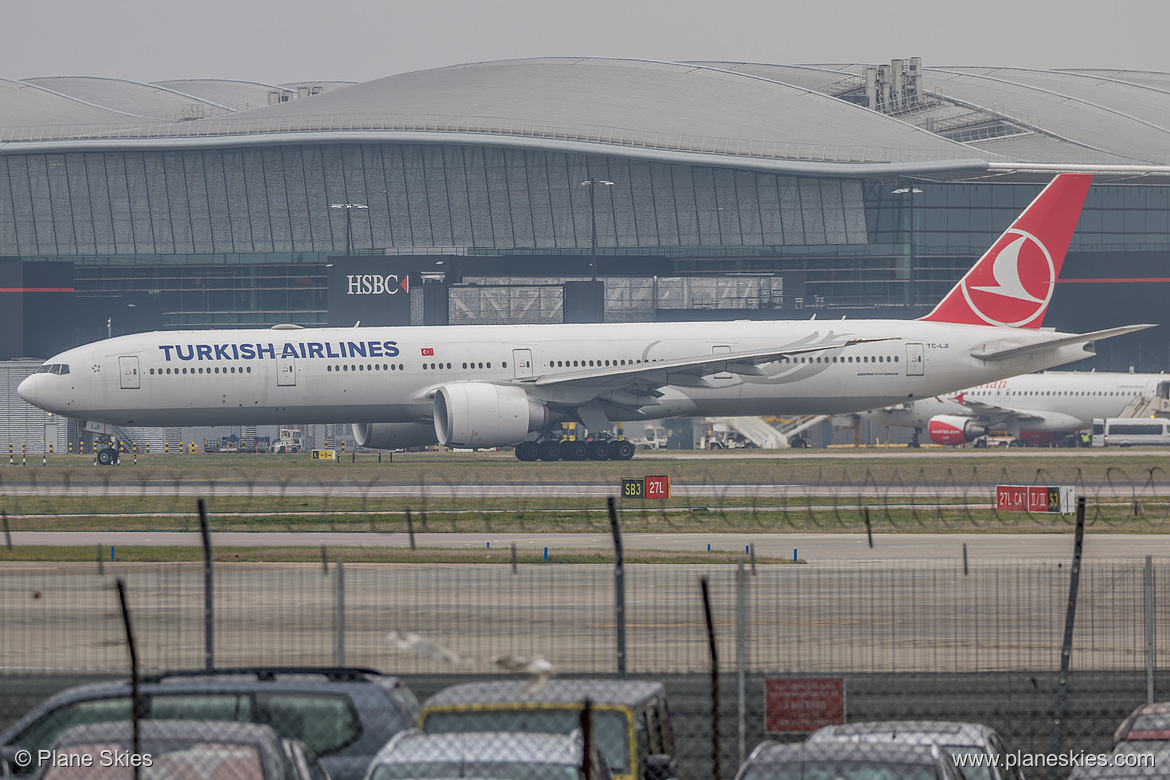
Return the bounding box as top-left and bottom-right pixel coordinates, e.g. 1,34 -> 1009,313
921,173 -> 1092,328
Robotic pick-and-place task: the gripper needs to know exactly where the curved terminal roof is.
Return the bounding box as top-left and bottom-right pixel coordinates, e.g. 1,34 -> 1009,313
23,76 -> 235,123
3,57 -> 1170,176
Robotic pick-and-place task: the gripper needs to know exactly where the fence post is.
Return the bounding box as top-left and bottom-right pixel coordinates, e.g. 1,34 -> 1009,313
701,577 -> 721,780
736,559 -> 747,767
115,579 -> 142,780
198,499 -> 214,671
608,497 -> 627,676
1049,496 -> 1085,777
336,561 -> 346,667
1147,555 -> 1155,704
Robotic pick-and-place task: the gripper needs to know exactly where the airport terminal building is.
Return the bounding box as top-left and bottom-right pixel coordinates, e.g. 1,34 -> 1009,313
3,57 -> 1170,447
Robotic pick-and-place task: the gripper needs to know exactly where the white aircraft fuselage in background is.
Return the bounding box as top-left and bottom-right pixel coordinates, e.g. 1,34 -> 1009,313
14,174 -> 1156,459
863,371 -> 1170,445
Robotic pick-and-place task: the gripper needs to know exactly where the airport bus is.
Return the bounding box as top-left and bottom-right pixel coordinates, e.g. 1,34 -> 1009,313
1092,418 -> 1170,447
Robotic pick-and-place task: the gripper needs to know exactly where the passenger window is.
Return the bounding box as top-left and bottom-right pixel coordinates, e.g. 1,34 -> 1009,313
256,694 -> 360,756
148,694 -> 252,721
12,698 -> 132,758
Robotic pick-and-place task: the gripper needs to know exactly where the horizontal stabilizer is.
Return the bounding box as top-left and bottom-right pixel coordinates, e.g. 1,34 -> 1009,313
971,324 -> 1156,362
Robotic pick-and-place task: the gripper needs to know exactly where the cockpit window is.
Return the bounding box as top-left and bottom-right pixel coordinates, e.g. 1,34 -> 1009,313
37,365 -> 52,374
57,364 -> 69,375
35,364 -> 70,375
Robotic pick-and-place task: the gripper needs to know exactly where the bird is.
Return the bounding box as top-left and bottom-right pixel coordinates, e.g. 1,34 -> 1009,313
492,653 -> 555,694
386,631 -> 465,665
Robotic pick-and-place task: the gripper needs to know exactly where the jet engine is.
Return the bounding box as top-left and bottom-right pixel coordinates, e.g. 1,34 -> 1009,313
352,422 -> 439,450
434,383 -> 548,448
927,415 -> 989,446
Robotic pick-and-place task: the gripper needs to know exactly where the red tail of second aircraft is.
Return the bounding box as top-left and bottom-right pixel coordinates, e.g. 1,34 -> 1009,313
921,173 -> 1092,329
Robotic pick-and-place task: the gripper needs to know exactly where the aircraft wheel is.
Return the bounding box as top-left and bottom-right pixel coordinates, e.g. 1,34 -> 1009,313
539,440 -> 562,461
588,440 -> 611,460
96,448 -> 116,466
515,441 -> 541,462
610,440 -> 636,460
562,441 -> 589,461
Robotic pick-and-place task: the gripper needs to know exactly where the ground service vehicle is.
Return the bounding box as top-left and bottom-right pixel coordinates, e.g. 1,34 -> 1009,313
272,429 -> 304,453
0,667 -> 418,780
1093,418 -> 1170,447
420,679 -> 675,780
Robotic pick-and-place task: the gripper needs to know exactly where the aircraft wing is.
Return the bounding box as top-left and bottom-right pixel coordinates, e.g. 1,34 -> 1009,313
951,396 -> 1045,424
526,336 -> 898,391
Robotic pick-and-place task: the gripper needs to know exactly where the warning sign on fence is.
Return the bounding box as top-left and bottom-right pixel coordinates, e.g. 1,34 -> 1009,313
764,677 -> 846,733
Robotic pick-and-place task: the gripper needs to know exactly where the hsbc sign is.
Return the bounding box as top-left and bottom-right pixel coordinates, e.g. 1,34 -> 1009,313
329,258 -> 419,326
347,274 -> 409,295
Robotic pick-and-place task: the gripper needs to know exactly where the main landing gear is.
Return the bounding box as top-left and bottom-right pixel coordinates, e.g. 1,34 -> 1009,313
515,436 -> 636,462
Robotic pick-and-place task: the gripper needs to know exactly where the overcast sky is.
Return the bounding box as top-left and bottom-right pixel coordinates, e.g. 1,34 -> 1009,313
5,0 -> 1167,85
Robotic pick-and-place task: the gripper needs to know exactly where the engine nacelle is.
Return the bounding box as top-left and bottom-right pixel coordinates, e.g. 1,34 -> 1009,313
927,415 -> 989,446
352,422 -> 439,450
434,383 -> 548,448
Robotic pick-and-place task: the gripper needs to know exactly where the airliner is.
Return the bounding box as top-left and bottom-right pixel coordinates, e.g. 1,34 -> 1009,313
16,174 -> 1154,463
863,371 -> 1170,447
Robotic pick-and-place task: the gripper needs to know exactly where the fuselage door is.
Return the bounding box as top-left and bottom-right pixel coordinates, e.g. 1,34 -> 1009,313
118,356 -> 140,389
905,343 -> 924,377
712,345 -> 732,380
512,349 -> 534,379
277,355 -> 296,387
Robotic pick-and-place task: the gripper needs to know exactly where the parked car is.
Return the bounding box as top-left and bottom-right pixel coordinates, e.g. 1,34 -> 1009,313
419,679 -> 674,780
0,667 -> 418,780
365,730 -> 612,780
735,740 -> 965,780
1115,702 -> 1170,745
807,720 -> 1024,780
283,739 -> 332,780
33,720 -> 295,780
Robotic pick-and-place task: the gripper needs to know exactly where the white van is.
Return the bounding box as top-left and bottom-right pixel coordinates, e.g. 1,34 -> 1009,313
1093,417 -> 1170,447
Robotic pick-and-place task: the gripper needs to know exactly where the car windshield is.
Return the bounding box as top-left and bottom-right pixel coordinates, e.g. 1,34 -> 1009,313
740,760 -> 938,780
43,744 -> 263,780
422,710 -> 629,773
372,762 -> 579,780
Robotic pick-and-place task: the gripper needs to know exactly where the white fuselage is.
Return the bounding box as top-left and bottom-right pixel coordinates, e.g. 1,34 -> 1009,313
863,372 -> 1170,434
18,319 -> 1104,430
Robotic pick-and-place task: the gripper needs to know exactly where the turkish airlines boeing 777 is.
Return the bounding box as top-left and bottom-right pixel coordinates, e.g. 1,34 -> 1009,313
17,174 -> 1153,463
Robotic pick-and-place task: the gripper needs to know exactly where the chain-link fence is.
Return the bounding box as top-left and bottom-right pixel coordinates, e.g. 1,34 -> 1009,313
2,556 -> 1170,779
3,463 -> 1170,530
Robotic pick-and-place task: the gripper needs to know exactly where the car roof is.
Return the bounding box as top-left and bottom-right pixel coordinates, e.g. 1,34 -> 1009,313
423,679 -> 665,709
13,667 -> 401,707
373,731 -> 583,764
808,721 -> 996,746
748,740 -> 945,765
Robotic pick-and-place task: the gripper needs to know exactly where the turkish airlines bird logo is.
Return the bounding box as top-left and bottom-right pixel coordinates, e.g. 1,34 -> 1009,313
960,229 -> 1055,327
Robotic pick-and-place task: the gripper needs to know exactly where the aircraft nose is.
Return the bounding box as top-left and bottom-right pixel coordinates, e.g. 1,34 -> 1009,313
17,374 -> 38,406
